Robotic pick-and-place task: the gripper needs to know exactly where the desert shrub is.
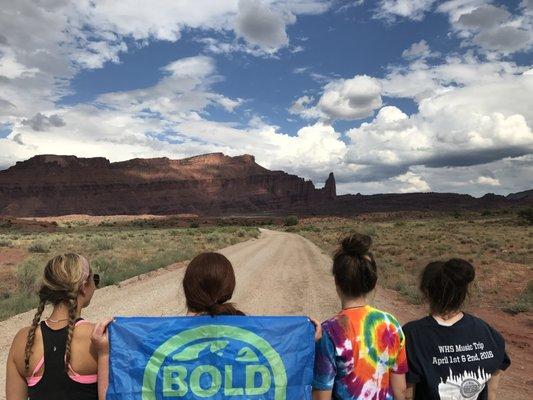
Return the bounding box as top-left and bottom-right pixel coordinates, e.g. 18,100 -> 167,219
284,215 -> 299,226
92,236 -> 114,250
503,280 -> 533,315
0,293 -> 38,321
28,240 -> 50,253
98,220 -> 115,227
206,232 -> 221,243
92,249 -> 188,287
0,238 -> 12,247
0,219 -> 13,228
189,221 -> 200,228
503,299 -> 529,315
392,281 -> 422,305
91,257 -> 121,286
16,259 -> 42,294
517,208 -> 533,225
301,225 -> 321,232
363,225 -> 377,237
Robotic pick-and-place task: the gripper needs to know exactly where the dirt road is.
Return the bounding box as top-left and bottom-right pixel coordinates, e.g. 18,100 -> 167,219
0,229 -> 527,398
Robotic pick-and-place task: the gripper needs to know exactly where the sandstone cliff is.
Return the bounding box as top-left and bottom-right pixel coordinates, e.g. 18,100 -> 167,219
0,153 -> 335,216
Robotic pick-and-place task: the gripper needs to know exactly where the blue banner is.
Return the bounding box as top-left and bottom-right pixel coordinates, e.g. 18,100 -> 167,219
107,316 -> 315,400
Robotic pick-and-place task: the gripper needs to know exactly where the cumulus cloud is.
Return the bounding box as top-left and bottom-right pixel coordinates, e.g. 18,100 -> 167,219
289,75 -> 383,121
11,133 -> 24,145
402,40 -> 437,60
235,0 -> 294,52
346,71 -> 533,178
381,53 -> 528,101
21,113 -> 66,131
473,176 -> 500,186
0,48 -> 39,79
456,4 -> 510,29
289,95 -> 323,119
374,0 -> 436,22
473,26 -> 532,54
317,75 -> 382,120
394,172 -> 431,192
438,1 -> 533,55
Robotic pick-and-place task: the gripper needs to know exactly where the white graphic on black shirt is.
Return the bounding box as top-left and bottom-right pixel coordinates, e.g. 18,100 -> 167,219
438,367 -> 491,399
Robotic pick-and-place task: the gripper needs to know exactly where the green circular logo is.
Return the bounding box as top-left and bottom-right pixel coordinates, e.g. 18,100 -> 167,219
142,325 -> 287,400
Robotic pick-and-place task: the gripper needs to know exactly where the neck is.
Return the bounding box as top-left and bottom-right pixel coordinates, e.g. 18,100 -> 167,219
48,301 -> 82,321
433,310 -> 463,322
341,296 -> 367,309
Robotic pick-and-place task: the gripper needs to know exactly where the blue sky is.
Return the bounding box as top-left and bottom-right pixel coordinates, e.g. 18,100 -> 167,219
0,0 -> 532,196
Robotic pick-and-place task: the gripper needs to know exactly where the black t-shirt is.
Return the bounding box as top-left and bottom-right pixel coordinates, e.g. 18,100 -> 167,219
403,314 -> 510,400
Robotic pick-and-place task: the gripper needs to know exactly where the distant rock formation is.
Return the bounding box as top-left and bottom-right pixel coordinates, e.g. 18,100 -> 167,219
507,189 -> 533,201
0,153 -> 336,217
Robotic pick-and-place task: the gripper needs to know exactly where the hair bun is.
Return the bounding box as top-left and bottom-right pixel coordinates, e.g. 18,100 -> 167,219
443,258 -> 475,286
341,233 -> 372,256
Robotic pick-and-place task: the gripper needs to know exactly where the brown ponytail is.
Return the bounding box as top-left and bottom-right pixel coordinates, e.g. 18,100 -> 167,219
182,252 -> 244,316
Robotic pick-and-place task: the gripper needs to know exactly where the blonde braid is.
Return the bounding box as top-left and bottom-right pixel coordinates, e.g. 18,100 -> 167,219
24,298 -> 46,374
64,297 -> 78,371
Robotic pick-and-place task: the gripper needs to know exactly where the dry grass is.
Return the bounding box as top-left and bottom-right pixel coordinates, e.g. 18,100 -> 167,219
0,224 -> 259,320
286,212 -> 532,311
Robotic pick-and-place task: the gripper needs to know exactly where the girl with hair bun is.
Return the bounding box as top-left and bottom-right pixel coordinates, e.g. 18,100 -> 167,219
6,253 -> 100,400
403,258 -> 510,400
313,233 -> 408,400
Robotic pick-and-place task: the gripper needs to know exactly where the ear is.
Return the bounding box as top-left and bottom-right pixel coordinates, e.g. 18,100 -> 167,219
79,281 -> 88,297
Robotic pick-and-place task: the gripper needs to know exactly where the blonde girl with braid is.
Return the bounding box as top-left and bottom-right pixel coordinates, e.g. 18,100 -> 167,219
6,253 -> 100,400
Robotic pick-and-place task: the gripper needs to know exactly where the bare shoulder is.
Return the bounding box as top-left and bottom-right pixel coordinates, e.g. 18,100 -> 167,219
8,326 -> 31,363
11,326 -> 31,347
73,320 -> 96,338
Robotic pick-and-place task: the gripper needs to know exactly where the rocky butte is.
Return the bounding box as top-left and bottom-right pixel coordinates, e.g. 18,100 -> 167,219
0,153 -> 530,217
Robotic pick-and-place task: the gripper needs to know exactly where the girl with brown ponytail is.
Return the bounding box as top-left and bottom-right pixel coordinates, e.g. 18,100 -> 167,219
182,252 -> 245,316
91,251 -> 322,399
90,252 -> 245,399
6,253 -> 100,400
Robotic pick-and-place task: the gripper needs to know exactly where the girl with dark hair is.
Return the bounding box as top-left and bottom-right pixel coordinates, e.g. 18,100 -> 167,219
403,258 -> 510,400
6,253 -> 100,400
91,251 -> 321,399
182,252 -> 245,316
313,234 -> 408,400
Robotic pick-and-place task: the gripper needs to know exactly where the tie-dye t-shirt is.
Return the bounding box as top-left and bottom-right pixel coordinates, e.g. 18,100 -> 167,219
313,305 -> 408,399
